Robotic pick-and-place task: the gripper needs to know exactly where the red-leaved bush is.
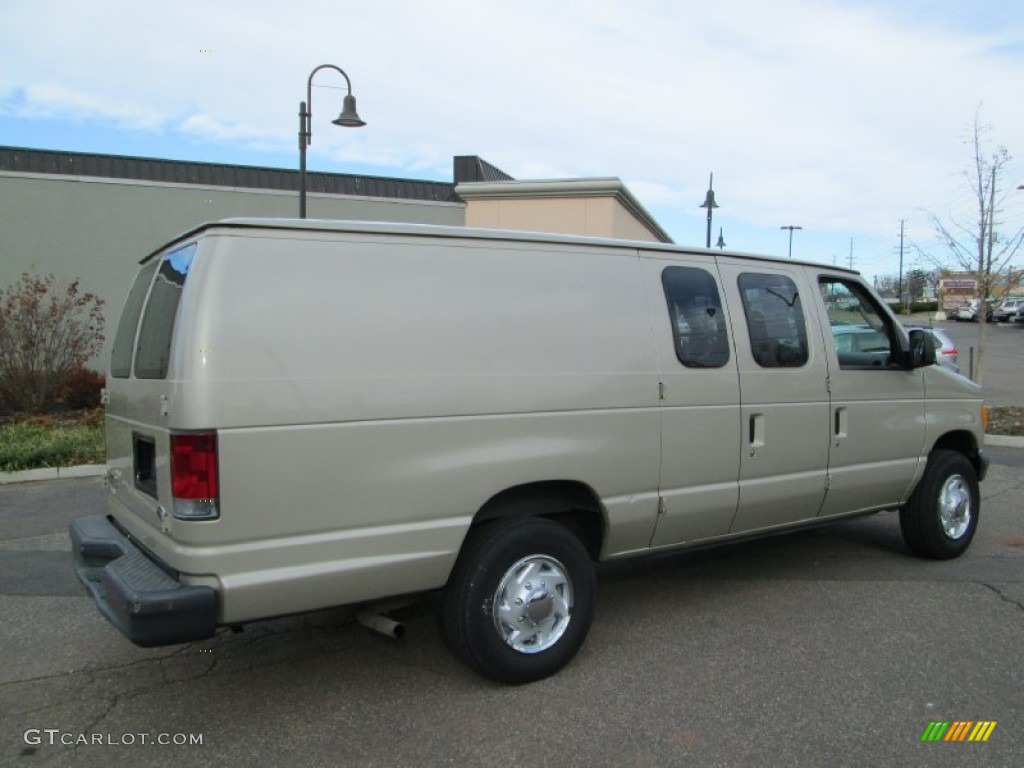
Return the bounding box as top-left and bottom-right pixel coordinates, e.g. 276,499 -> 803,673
0,272 -> 105,412
56,367 -> 107,410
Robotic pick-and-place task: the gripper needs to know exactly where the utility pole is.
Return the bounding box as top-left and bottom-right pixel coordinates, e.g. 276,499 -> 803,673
848,237 -> 855,270
898,219 -> 906,314
780,225 -> 802,258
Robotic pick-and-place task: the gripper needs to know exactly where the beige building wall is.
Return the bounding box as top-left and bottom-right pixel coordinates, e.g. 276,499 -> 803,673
456,178 -> 671,243
0,172 -> 464,368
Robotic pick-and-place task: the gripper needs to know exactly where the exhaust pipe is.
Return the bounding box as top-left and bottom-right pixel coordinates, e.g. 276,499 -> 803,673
357,611 -> 405,640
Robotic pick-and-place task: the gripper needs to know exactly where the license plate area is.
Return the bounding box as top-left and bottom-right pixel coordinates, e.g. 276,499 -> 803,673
133,432 -> 157,498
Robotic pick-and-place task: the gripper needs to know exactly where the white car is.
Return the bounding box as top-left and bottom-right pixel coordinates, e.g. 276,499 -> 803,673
993,298 -> 1024,322
955,299 -> 992,322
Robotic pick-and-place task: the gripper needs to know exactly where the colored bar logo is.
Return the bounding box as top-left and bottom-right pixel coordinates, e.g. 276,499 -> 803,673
921,721 -> 997,742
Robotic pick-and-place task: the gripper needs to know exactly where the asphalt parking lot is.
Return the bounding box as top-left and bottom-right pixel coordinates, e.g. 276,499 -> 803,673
1,446 -> 1022,767
916,318 -> 1023,406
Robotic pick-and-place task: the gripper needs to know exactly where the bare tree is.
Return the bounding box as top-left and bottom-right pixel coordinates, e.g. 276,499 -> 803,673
924,109 -> 1024,385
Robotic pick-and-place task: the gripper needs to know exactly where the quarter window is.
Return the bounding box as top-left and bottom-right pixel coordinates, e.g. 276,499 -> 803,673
737,273 -> 808,368
134,243 -> 196,379
110,261 -> 158,378
661,266 -> 730,368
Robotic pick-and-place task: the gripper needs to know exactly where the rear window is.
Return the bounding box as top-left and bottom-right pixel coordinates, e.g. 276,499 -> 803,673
110,261 -> 158,378
134,243 -> 196,379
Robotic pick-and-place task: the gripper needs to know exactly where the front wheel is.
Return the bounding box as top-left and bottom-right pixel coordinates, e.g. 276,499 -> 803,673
900,450 -> 979,559
441,517 -> 595,684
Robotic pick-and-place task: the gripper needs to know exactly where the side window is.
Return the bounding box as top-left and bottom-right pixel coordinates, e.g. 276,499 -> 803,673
661,266 -> 729,368
737,273 -> 808,368
110,261 -> 158,378
134,243 -> 196,379
819,278 -> 897,369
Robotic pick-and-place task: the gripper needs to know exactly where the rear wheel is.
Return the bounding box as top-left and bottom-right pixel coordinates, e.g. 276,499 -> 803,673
900,450 -> 979,559
441,517 -> 595,684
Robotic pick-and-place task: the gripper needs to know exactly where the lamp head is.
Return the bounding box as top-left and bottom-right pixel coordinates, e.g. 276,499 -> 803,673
332,94 -> 366,127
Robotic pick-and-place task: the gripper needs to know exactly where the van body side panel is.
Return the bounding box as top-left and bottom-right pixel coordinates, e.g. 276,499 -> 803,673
214,411 -> 658,622
106,229 -> 662,623
716,261 -> 831,532
638,254 -> 742,547
171,233 -> 659,427
921,366 -> 985,465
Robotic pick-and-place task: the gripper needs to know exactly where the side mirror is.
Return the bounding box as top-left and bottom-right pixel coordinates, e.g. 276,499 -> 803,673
908,328 -> 936,369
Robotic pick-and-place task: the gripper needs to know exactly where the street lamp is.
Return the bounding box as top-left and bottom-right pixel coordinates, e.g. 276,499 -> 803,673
699,172 -> 719,249
715,227 -> 726,250
780,225 -> 802,258
298,63 -> 365,219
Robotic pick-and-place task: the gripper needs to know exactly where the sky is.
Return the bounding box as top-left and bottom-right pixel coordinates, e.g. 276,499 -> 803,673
3,0 -> 1024,283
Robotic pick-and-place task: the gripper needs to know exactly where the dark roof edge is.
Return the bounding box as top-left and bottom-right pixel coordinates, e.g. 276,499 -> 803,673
453,155 -> 514,183
0,145 -> 460,203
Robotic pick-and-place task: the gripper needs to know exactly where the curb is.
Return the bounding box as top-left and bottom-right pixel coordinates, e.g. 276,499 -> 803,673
0,464 -> 106,485
984,434 -> 1024,448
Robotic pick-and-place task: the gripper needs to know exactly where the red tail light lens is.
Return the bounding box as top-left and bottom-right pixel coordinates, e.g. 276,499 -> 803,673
942,348 -> 957,357
170,433 -> 219,520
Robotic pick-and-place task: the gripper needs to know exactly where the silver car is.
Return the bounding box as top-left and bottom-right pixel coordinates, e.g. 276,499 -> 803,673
993,298 -> 1024,323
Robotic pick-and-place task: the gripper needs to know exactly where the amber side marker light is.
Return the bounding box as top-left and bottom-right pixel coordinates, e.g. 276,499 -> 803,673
981,404 -> 989,433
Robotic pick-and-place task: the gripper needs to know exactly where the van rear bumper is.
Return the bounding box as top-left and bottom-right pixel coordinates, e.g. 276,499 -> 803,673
69,515 -> 216,647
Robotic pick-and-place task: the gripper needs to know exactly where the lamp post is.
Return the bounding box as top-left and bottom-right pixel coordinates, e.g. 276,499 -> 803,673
715,227 -> 726,250
699,172 -> 719,248
298,63 -> 366,219
780,225 -> 802,258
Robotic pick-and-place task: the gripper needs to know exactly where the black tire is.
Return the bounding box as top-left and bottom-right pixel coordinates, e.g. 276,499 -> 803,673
441,517 -> 595,684
899,450 -> 979,560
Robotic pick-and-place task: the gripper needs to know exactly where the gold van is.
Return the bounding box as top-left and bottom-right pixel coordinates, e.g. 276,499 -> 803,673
71,219 -> 988,683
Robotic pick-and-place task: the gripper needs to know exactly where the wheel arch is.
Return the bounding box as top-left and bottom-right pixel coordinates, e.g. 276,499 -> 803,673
930,429 -> 984,477
471,480 -> 607,560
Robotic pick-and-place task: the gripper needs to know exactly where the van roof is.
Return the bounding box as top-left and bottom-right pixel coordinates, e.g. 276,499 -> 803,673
146,217 -> 860,275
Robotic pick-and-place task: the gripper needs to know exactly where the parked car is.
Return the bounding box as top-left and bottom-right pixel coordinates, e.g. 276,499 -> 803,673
955,299 -> 993,322
992,297 -> 1024,323
1013,305 -> 1024,324
905,326 -> 959,372
70,218 -> 988,684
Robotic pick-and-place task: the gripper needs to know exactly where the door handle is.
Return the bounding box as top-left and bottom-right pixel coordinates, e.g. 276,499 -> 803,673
834,407 -> 848,444
749,413 -> 766,455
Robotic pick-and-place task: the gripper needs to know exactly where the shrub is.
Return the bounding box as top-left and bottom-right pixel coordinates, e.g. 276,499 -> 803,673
0,414 -> 104,471
56,367 -> 106,410
887,300 -> 939,315
0,272 -> 105,413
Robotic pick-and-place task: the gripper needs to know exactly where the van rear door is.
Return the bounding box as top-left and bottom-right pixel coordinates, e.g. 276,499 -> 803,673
105,242 -> 200,531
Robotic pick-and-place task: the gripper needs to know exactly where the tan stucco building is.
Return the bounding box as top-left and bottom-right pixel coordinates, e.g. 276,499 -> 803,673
1,147 -> 670,368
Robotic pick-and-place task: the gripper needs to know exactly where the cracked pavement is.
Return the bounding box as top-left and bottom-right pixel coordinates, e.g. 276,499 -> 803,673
1,448 -> 1021,767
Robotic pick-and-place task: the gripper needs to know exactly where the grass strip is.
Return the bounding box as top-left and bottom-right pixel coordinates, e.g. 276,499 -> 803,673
0,416 -> 104,471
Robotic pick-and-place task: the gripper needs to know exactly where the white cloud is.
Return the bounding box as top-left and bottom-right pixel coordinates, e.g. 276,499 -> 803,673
2,0 -> 1024,275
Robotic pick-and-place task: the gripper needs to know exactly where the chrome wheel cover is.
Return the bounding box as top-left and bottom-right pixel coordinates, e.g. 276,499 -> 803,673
493,555 -> 573,654
938,474 -> 972,540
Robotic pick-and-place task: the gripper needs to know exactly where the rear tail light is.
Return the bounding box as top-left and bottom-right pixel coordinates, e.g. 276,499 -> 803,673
170,432 -> 219,520
942,347 -> 957,357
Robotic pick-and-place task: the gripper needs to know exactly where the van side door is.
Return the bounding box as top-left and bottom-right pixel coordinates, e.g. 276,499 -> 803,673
812,275 -> 926,515
640,256 -> 742,547
717,262 -> 831,532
